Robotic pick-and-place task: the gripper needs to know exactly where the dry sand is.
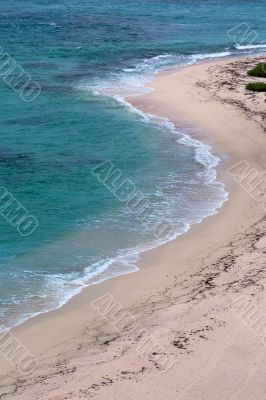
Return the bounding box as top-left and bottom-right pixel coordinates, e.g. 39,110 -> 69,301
1,55 -> 266,399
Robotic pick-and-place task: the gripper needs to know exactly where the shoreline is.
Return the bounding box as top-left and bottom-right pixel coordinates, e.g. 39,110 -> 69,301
1,54 -> 263,335
1,55 -> 266,398
0,58 -> 232,335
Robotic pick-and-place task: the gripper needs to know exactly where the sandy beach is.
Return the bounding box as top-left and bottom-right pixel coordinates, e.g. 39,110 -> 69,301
1,55 -> 266,399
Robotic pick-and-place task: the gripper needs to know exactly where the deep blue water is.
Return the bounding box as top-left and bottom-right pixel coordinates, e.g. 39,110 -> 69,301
0,0 -> 266,330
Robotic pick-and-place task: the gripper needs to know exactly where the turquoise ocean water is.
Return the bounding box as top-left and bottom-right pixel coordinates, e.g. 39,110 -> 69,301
0,0 -> 266,330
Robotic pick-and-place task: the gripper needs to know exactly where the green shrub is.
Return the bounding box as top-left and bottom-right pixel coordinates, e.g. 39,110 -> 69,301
247,63 -> 266,78
246,82 -> 266,92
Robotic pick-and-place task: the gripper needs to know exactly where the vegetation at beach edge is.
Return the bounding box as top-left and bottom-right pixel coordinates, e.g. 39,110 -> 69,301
247,62 -> 266,78
246,82 -> 266,92
246,61 -> 266,100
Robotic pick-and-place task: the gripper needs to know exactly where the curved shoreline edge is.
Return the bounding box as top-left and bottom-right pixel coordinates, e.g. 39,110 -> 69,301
1,55 -> 266,398
0,56 -> 231,334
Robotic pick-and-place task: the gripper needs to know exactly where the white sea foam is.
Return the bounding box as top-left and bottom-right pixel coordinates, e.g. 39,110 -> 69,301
124,51 -> 232,74
235,43 -> 266,50
112,95 -> 223,180
80,50 -> 233,99
82,44 -> 266,100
